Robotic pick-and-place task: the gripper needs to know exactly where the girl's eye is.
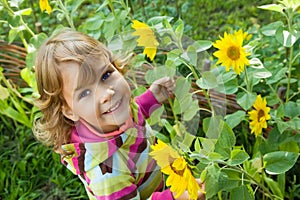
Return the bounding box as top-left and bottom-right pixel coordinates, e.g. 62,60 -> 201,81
102,71 -> 112,81
79,89 -> 91,99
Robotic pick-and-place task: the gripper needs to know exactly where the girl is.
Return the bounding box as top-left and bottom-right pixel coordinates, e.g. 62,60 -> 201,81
33,30 -> 178,199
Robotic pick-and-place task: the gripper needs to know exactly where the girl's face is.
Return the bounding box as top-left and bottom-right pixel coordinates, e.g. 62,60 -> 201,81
60,59 -> 131,133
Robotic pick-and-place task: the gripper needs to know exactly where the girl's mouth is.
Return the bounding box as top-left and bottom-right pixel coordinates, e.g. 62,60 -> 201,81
103,99 -> 122,114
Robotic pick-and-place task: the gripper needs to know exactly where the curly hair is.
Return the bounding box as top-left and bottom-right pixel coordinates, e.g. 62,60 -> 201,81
33,29 -> 129,154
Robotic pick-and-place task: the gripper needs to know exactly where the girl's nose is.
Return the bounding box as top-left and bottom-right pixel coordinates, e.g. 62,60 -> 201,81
100,86 -> 115,104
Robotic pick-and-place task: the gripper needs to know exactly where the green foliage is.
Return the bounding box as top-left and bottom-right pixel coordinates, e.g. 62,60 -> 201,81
0,0 -> 299,199
0,122 -> 86,199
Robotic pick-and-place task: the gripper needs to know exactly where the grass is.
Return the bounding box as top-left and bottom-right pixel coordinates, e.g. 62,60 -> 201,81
0,118 -> 87,199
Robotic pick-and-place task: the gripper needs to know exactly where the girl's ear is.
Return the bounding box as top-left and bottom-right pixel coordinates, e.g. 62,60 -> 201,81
62,105 -> 79,121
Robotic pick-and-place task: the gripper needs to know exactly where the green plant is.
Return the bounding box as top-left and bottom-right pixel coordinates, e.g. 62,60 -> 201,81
0,0 -> 299,199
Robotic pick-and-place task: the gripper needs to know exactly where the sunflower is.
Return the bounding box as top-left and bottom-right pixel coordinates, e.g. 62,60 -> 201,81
150,140 -> 200,199
213,29 -> 250,75
39,0 -> 52,14
248,95 -> 271,137
132,20 -> 159,61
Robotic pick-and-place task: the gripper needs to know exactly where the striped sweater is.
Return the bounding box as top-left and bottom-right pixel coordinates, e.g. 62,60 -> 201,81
61,90 -> 173,200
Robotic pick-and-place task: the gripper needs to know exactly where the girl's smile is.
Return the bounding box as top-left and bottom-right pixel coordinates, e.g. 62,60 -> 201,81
102,99 -> 122,114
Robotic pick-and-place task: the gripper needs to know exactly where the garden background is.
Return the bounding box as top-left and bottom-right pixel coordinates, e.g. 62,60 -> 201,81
0,0 -> 299,199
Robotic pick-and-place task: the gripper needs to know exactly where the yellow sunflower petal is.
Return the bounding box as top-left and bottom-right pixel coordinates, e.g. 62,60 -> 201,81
39,0 -> 52,14
150,140 -> 180,169
132,20 -> 159,61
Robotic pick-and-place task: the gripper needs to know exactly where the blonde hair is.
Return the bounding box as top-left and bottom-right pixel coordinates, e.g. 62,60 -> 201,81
33,30 -> 128,154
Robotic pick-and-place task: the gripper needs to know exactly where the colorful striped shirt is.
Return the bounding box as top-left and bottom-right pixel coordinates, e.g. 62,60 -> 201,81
61,90 -> 173,200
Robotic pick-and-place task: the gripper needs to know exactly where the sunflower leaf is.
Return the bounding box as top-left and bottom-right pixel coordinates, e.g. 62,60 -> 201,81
236,92 -> 257,110
258,4 -> 284,14
196,71 -> 218,89
264,151 -> 298,175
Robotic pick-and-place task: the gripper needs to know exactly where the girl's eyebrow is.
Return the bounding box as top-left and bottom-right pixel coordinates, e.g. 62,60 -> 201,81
74,62 -> 111,93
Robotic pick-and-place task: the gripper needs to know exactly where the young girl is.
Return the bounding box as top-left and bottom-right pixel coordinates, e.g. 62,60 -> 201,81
33,30 -> 179,199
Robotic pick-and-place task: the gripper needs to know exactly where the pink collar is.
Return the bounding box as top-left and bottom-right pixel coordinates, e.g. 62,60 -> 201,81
79,117 -> 134,138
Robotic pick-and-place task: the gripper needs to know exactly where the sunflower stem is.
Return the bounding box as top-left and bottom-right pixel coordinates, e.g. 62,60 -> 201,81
168,98 -> 179,125
180,60 -> 215,115
58,0 -> 75,30
244,67 -> 251,93
285,9 -> 294,103
267,84 -> 284,106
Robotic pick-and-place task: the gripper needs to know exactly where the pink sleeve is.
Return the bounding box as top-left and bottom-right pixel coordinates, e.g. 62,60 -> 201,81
151,189 -> 174,200
135,89 -> 161,119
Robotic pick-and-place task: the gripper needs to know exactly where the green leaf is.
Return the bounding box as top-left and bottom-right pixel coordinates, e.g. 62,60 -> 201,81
147,106 -> 164,126
215,70 -> 238,94
186,45 -> 197,66
174,77 -> 190,100
70,0 -> 85,12
203,116 -> 235,158
264,176 -> 284,198
1,106 -> 30,127
252,70 -> 272,79
284,101 -> 300,118
276,120 -> 289,134
0,85 -> 9,100
131,86 -> 147,97
217,121 -> 236,148
264,151 -> 298,175
287,118 -> 300,132
214,122 -> 236,158
260,21 -> 284,36
196,71 -> 218,89
203,116 -> 223,139
199,137 -> 216,156
83,13 -> 104,31
275,26 -> 299,47
279,141 -> 299,153
194,137 -> 201,152
249,58 -> 264,69
26,33 -> 48,68
258,4 -> 284,14
14,8 -> 32,16
161,119 -> 176,139
95,0 -> 109,12
225,110 -> 246,129
248,58 -> 272,78
227,149 -> 250,166
230,185 -> 254,200
8,25 -> 25,43
236,92 -> 256,110
205,165 -> 221,198
20,68 -> 37,91
191,40 -> 212,52
145,66 -> 176,85
148,16 -> 173,27
174,18 -> 184,40
183,99 -> 199,121
167,49 -> 184,66
266,67 -> 288,84
216,78 -> 238,94
30,33 -> 48,49
155,132 -> 170,143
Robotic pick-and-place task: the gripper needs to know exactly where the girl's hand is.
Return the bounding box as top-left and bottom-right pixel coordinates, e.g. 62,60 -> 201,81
150,77 -> 175,103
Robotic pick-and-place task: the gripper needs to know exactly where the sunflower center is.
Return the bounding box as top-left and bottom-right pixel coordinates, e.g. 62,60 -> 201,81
227,46 -> 240,60
257,109 -> 265,122
170,164 -> 185,176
